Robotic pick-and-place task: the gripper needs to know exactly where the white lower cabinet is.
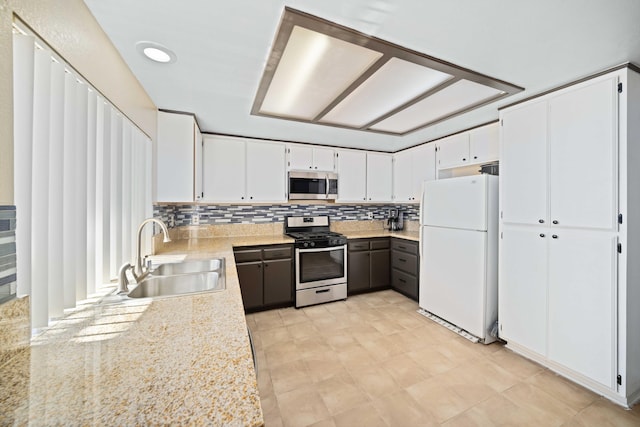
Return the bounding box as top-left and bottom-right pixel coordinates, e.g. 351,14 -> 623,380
202,136 -> 286,202
499,226 -> 548,357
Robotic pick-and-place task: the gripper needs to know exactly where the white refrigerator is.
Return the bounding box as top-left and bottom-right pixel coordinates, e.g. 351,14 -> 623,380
419,174 -> 499,343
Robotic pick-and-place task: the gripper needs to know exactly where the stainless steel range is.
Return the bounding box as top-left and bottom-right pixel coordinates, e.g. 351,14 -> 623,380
285,216 -> 348,308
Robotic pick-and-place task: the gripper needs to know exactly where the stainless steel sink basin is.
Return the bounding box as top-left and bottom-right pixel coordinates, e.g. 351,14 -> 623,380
128,271 -> 225,298
151,258 -> 222,276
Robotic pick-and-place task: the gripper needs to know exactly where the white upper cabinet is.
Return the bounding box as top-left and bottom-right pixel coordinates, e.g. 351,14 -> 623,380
203,136 -> 286,202
500,100 -> 548,226
156,111 -> 202,202
287,144 -> 335,171
436,133 -> 469,169
547,78 -> 618,231
469,122 -> 499,164
393,143 -> 436,202
246,141 -> 286,202
366,153 -> 393,202
436,122 -> 499,170
336,149 -> 367,202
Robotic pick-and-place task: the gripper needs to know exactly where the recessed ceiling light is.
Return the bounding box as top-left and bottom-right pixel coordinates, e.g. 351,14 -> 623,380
135,41 -> 176,63
252,8 -> 523,135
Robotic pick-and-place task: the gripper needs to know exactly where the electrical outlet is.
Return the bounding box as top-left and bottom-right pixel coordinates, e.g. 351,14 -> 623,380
367,212 -> 374,220
191,213 -> 200,225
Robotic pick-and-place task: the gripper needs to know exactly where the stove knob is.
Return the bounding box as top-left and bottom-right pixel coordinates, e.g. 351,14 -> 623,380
331,239 -> 337,245
310,242 -> 315,247
303,242 -> 309,248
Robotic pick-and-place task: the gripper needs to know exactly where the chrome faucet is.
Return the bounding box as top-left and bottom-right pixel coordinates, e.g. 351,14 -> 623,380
118,218 -> 171,293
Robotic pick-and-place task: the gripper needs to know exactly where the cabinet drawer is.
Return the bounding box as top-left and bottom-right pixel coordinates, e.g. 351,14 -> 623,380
348,240 -> 370,251
370,239 -> 390,250
263,246 -> 292,260
391,251 -> 418,275
391,268 -> 418,298
234,249 -> 262,263
391,239 -> 418,254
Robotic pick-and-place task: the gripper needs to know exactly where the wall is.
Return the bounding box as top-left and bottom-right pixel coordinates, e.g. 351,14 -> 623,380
154,203 -> 420,227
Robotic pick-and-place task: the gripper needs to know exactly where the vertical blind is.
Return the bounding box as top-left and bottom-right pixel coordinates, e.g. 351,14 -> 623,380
13,29 -> 153,330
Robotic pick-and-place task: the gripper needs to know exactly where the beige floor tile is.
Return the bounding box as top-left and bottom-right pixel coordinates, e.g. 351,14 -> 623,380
264,341 -> 301,368
373,390 -> 438,427
261,394 -> 281,426
279,308 -> 310,326
302,304 -> 331,319
349,364 -> 401,399
286,321 -> 319,340
370,318 -> 407,335
387,329 -> 431,352
308,418 -> 337,427
380,353 -> 430,388
296,336 -> 333,358
526,370 -> 598,412
502,383 -> 577,426
269,359 -> 310,395
350,324 -> 384,345
450,393 -> 536,426
257,370 -> 275,398
360,335 -> 404,362
563,398 -> 640,427
336,344 -> 376,370
303,352 -> 346,384
316,371 -> 371,415
406,346 -> 459,376
277,384 -> 331,427
332,402 -> 389,427
447,357 -> 520,393
441,409 -> 498,427
406,375 -> 477,423
259,327 -> 293,349
488,348 -> 544,380
325,330 -> 361,352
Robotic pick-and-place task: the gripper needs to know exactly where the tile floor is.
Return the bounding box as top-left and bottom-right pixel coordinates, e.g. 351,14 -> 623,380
245,290 -> 640,427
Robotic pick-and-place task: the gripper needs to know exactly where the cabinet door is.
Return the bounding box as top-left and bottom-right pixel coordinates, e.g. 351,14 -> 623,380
313,147 -> 335,171
246,141 -> 286,202
263,258 -> 293,306
194,124 -> 203,200
237,262 -> 263,311
337,150 -> 367,202
288,144 -> 313,170
348,251 -> 370,294
500,100 -> 548,226
156,111 -> 195,202
469,122 -> 499,163
366,153 -> 393,202
548,77 -> 617,230
202,136 -> 245,202
436,133 -> 469,169
411,144 -> 436,200
499,226 -> 548,356
548,230 -> 616,388
370,249 -> 390,289
393,150 -> 413,202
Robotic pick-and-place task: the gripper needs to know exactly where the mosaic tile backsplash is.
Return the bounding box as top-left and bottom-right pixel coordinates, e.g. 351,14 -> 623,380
154,203 -> 420,227
0,206 -> 17,304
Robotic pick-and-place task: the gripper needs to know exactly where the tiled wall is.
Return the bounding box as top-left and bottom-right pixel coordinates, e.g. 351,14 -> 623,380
154,203 -> 420,227
0,206 -> 17,304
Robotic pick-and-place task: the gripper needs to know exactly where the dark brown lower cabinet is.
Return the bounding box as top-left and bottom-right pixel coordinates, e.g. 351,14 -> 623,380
390,238 -> 419,301
347,238 -> 390,295
234,245 -> 293,312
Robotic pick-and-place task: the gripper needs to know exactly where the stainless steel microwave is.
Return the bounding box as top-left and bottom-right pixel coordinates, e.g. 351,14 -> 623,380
288,171 -> 338,200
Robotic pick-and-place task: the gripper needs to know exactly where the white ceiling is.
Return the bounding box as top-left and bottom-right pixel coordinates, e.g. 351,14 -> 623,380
83,0 -> 640,152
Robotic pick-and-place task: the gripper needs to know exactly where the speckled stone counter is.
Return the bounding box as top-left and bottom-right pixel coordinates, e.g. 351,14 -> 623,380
0,234 -> 295,426
340,229 -> 419,242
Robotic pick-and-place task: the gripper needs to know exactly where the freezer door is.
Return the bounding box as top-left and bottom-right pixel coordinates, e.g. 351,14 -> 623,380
420,226 -> 487,339
421,175 -> 490,231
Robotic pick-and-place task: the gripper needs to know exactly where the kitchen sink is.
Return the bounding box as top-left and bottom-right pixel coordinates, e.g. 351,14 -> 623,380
151,258 -> 222,276
127,271 -> 225,298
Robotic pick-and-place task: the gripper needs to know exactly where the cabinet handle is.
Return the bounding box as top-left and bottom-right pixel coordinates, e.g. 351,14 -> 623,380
538,219 -> 544,224
398,258 -> 407,262
474,156 -> 478,159
552,235 -> 558,239
264,263 -> 269,267
539,233 -> 545,238
309,166 -> 312,169
257,264 -> 261,268
316,289 -> 330,294
399,278 -> 407,283
314,166 -> 318,169
552,220 -> 559,225
398,246 -> 406,250
241,196 -> 245,200
250,196 -> 253,200
462,158 -> 467,161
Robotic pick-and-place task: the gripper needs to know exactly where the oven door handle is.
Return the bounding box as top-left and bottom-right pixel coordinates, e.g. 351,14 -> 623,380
296,244 -> 347,254
325,174 -> 329,199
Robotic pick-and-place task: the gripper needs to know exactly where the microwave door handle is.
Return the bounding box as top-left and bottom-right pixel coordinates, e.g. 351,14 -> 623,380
325,174 -> 329,199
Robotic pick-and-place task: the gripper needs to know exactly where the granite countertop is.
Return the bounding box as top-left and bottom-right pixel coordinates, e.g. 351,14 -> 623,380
0,235 -> 294,426
340,229 -> 420,242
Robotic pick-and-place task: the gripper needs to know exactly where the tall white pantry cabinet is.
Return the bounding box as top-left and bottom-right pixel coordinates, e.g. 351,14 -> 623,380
498,65 -> 640,407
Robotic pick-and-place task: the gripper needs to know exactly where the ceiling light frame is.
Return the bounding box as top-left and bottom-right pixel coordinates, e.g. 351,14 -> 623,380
252,7 -> 524,136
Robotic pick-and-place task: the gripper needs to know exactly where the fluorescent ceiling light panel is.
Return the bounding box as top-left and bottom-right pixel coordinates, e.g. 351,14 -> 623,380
320,58 -> 453,128
259,26 -> 383,120
370,79 -> 505,134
